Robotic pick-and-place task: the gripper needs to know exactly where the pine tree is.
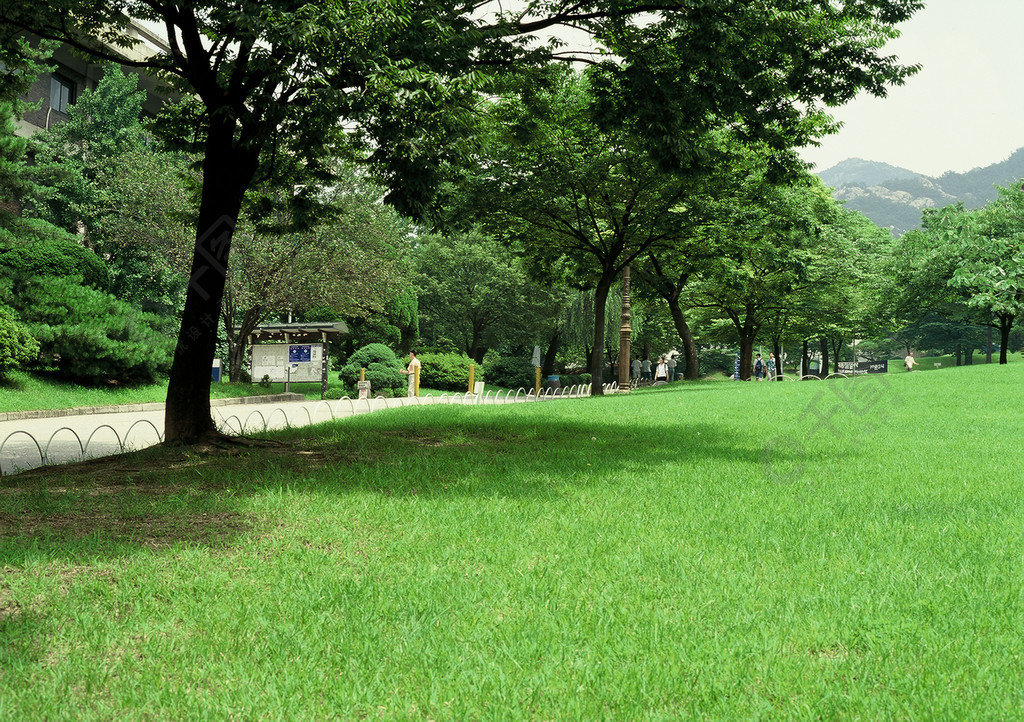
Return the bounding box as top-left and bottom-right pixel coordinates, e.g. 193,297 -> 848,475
0,102 -> 39,227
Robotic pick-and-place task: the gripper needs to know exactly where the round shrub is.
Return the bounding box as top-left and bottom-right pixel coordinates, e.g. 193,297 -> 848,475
0,222 -> 110,290
483,355 -> 535,390
417,352 -> 478,392
0,305 -> 39,374
338,343 -> 405,394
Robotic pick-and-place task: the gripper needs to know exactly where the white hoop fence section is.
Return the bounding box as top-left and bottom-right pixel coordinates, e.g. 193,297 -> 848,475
209,383 -> 605,436
1,419 -> 165,476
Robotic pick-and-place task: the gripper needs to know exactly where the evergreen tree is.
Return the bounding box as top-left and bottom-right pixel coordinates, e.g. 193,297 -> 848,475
0,101 -> 45,231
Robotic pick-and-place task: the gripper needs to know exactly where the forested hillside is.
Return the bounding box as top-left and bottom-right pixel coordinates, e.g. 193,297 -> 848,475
817,147 -> 1024,235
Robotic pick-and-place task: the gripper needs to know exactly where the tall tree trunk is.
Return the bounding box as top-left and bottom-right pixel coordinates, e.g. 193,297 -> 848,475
773,339 -> 783,381
830,337 -> 843,375
643,255 -> 698,379
590,280 -> 613,395
164,123 -> 259,443
469,321 -> 484,364
999,313 -> 1013,364
801,340 -> 810,378
666,296 -> 699,380
735,310 -> 758,381
819,338 -> 829,378
226,306 -> 264,381
738,338 -> 753,380
542,328 -> 560,378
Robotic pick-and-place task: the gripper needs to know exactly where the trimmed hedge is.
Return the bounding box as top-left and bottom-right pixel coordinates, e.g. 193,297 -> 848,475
417,352 -> 478,392
483,355 -> 535,390
699,348 -> 735,377
558,373 -> 591,388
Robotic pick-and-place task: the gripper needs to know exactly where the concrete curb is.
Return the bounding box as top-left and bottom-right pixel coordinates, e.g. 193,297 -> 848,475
0,393 -> 306,423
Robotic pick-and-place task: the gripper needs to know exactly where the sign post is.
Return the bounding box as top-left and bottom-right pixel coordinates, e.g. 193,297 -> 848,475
244,322 -> 347,400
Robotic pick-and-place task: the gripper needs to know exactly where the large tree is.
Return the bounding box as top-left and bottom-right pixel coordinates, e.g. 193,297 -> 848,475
888,195 -> 1023,365
415,230 -> 554,363
469,70 -> 709,393
683,168 -> 855,379
1,0 -> 922,438
947,184 -> 1024,364
28,65 -> 195,313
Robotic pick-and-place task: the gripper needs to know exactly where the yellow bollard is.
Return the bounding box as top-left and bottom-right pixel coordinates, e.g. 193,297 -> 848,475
414,365 -> 420,397
535,366 -> 541,397
468,364 -> 475,394
359,367 -> 365,382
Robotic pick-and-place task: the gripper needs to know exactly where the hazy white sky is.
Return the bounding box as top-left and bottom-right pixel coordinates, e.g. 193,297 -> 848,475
799,0 -> 1024,177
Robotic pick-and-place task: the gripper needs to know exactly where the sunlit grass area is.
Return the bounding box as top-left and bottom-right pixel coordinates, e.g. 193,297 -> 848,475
0,371 -> 516,414
0,370 -> 169,412
2,363 -> 1023,718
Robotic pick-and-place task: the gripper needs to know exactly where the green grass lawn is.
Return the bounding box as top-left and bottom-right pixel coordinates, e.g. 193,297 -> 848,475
2,363 -> 1023,718
0,371 -> 514,414
0,371 -> 294,413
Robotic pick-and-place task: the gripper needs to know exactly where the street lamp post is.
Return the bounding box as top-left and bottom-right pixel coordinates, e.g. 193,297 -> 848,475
617,265 -> 632,392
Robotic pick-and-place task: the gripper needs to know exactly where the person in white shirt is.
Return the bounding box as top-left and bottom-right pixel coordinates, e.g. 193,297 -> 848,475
654,357 -> 669,383
402,350 -> 422,396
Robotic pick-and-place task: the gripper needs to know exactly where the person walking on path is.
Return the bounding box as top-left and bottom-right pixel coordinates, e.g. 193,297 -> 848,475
753,353 -> 765,381
401,350 -> 422,396
667,355 -> 677,381
631,357 -> 641,380
904,351 -> 918,372
766,353 -> 777,381
641,357 -> 652,381
654,357 -> 669,383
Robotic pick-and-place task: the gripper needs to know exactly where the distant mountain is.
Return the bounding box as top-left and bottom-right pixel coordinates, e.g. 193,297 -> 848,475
815,148 -> 1024,236
817,158 -> 923,188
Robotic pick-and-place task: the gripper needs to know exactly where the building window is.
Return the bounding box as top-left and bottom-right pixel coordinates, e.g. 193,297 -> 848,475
49,74 -> 74,114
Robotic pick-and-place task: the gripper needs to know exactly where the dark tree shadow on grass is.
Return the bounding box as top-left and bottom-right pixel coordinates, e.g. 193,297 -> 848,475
0,403 -> 846,567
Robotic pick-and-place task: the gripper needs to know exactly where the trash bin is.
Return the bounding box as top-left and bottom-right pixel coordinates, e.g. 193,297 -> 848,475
211,358 -> 222,382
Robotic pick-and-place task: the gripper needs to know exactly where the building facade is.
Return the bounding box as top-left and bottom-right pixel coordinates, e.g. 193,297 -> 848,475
13,22 -> 173,138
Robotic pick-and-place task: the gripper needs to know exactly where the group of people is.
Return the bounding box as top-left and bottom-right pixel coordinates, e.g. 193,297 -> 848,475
752,352 -> 777,381
631,355 -> 677,383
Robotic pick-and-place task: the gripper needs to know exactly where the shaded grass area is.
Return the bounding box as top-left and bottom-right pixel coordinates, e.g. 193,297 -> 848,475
1,364 -> 1023,718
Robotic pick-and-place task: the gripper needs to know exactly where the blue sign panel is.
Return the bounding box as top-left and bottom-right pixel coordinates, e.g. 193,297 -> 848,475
289,344 -> 312,363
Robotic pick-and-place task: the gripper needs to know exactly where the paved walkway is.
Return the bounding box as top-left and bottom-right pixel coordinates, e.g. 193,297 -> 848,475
0,388 -> 585,476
